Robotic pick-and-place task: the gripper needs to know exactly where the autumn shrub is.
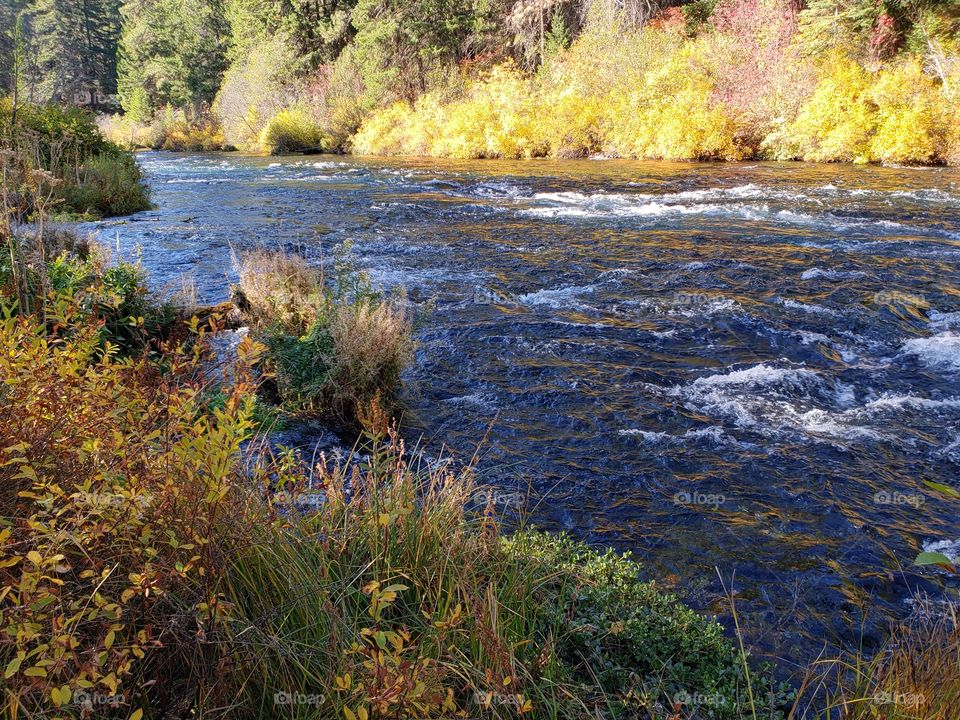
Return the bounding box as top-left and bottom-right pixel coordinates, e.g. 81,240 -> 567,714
259,108 -> 330,154
157,116 -> 225,152
233,248 -> 414,422
784,53 -> 955,164
0,300 -> 268,717
1,100 -> 149,218
784,52 -> 877,162
868,59 -> 953,164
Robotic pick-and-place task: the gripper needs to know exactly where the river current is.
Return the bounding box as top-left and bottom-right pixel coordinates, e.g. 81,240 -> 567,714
87,152 -> 960,672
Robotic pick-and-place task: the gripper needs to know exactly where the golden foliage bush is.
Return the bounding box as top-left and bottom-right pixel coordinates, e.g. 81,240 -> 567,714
351,25 -> 958,165
0,301 -> 266,714
784,53 -> 955,164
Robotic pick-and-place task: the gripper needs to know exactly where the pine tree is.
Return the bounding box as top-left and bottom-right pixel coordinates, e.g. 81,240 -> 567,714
17,0 -> 121,106
117,0 -> 230,115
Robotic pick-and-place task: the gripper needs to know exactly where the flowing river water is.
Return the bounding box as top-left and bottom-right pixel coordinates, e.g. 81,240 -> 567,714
87,152 -> 960,673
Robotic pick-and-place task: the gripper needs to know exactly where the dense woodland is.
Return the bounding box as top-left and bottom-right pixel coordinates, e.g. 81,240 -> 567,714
2,0 -> 959,162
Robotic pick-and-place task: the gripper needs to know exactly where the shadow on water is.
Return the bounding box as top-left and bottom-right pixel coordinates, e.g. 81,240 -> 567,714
87,152 -> 960,674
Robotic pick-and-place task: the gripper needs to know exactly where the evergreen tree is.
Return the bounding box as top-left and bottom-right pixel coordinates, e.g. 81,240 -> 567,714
18,0 -> 121,106
118,0 -> 230,115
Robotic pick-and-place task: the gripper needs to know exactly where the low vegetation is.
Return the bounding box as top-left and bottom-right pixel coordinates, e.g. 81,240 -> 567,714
0,230 -> 788,717
0,100 -> 150,219
232,247 -> 414,424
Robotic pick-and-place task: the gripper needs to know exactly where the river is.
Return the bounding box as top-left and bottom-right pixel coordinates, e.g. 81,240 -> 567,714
87,152 -> 960,673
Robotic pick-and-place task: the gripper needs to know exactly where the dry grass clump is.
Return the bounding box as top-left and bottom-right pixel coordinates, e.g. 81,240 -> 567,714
233,249 -> 323,333
232,247 -> 414,423
790,600 -> 960,719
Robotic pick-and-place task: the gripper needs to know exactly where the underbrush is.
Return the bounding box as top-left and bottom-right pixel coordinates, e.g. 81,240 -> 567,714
226,428 -> 792,719
1,100 -> 150,218
232,248 -> 413,425
99,109 -> 227,152
0,296 -> 787,717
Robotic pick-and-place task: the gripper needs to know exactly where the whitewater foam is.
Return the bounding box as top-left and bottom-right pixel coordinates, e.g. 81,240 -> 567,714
901,332 -> 960,371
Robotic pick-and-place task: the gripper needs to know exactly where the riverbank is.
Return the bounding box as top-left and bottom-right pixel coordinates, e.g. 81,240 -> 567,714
0,221 -> 788,718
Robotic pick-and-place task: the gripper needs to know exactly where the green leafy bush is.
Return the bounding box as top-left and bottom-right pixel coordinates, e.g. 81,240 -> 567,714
259,108 -> 330,154
62,149 -> 151,217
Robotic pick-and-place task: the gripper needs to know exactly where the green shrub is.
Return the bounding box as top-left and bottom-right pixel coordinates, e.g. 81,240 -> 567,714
62,149 -> 151,217
259,108 -> 330,154
0,99 -> 107,172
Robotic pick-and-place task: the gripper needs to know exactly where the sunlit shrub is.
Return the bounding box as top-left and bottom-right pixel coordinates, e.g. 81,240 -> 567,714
786,52 -> 876,162
785,53 -> 955,164
259,107 -> 330,154
0,302 -> 266,715
868,59 -> 951,164
215,35 -> 301,150
352,100 -> 422,155
158,116 -> 225,152
604,42 -> 743,160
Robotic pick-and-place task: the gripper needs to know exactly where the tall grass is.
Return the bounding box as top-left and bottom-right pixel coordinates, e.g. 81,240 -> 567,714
222,424 -> 786,719
788,601 -> 960,720
233,248 -> 414,424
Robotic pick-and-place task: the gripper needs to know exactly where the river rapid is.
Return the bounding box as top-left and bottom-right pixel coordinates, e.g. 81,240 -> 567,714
87,152 -> 960,673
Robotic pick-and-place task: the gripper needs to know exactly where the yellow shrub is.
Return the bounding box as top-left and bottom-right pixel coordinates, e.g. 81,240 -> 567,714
539,85 -> 604,158
0,303 -> 265,712
259,108 -> 329,154
604,43 -> 742,160
352,100 -> 420,155
869,59 -> 951,164
787,53 -> 876,162
431,65 -> 546,159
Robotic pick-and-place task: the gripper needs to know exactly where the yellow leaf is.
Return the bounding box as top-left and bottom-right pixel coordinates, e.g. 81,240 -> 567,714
26,550 -> 42,565
104,630 -> 116,649
130,710 -> 144,720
